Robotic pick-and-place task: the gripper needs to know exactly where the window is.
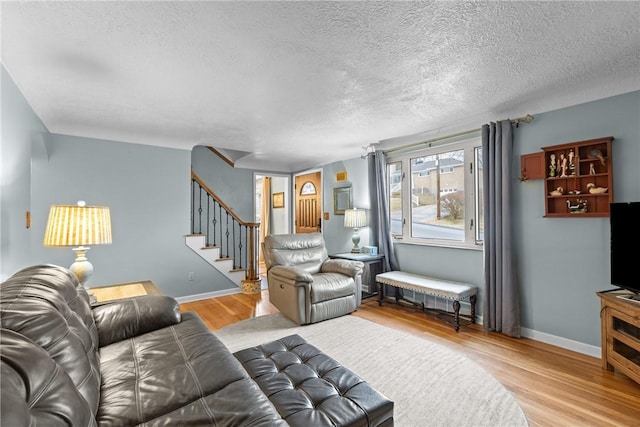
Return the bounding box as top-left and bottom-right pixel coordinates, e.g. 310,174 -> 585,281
300,181 -> 316,195
388,161 -> 403,236
387,137 -> 483,249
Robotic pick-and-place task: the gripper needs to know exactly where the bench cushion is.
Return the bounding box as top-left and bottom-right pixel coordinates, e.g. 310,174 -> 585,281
234,334 -> 394,427
376,271 -> 477,300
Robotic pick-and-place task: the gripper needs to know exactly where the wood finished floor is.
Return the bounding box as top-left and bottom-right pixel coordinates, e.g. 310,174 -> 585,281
180,291 -> 640,427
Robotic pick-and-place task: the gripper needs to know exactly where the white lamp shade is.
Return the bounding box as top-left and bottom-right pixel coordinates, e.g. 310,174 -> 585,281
344,208 -> 368,228
44,204 -> 112,247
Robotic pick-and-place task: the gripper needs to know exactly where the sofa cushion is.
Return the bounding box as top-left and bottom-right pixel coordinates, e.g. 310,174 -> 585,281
93,295 -> 181,346
98,312 -> 286,426
1,328 -> 97,427
0,264 -> 101,416
310,273 -> 356,303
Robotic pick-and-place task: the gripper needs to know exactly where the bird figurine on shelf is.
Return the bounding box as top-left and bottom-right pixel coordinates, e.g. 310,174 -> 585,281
588,148 -> 606,166
587,183 -> 608,194
549,186 -> 564,196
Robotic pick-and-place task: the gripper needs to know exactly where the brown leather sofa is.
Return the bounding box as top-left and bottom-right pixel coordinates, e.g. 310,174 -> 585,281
0,264 -> 393,426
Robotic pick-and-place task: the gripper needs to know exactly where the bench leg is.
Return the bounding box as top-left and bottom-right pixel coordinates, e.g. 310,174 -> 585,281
453,300 -> 461,332
470,295 -> 477,324
377,282 -> 383,306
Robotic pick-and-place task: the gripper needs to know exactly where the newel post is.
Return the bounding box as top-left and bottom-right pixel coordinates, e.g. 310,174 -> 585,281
241,222 -> 261,294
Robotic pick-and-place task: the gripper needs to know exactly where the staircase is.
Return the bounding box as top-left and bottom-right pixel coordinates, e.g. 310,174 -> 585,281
186,171 -> 261,294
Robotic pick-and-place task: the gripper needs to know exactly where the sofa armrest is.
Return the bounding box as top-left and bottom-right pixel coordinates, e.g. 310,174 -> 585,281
321,259 -> 364,278
92,295 -> 181,346
269,265 -> 314,284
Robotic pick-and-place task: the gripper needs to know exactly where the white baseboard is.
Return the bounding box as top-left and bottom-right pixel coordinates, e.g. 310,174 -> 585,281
521,327 -> 601,358
176,278 -> 267,304
477,316 -> 600,358
175,288 -> 241,304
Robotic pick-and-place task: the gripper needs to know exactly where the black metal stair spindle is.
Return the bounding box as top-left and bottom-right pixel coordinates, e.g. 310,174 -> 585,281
206,195 -> 210,246
237,224 -> 244,270
224,211 -> 230,258
212,200 -> 217,247
198,184 -> 203,235
219,204 -> 223,257
232,220 -> 237,268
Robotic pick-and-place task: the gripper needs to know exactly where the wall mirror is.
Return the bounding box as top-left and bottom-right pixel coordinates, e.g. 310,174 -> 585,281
333,186 -> 352,215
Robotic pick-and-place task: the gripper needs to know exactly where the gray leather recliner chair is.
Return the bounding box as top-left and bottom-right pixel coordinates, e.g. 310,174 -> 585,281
263,233 -> 364,325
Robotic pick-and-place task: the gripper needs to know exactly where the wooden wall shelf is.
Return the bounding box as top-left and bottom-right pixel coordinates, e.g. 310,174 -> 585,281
537,137 -> 614,218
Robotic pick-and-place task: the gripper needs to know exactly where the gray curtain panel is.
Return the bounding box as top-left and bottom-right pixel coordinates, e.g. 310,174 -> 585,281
368,151 -> 399,272
482,120 -> 521,337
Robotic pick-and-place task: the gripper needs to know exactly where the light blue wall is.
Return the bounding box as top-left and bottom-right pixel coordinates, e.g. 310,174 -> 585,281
322,157 -> 371,255
28,134 -> 236,297
514,91 -> 640,346
0,66 -> 48,280
191,146 -> 254,222
1,69 -> 251,297
270,176 -> 289,235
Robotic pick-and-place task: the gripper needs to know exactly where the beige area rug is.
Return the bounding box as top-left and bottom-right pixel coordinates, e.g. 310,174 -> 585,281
216,314 -> 529,427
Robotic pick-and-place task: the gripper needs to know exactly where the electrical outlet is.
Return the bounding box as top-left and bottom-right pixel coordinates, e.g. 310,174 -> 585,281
188,272 -> 195,281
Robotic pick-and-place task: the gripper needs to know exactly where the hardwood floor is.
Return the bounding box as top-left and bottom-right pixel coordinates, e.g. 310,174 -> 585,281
180,292 -> 640,427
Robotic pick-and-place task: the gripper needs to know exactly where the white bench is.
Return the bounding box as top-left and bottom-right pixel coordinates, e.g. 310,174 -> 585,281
375,271 -> 477,331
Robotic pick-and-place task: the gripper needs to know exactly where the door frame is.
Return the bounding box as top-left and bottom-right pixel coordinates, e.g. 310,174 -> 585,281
293,168 -> 323,236
253,172 -> 292,235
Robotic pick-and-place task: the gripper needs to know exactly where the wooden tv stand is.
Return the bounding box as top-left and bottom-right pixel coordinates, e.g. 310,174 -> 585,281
597,290 -> 640,385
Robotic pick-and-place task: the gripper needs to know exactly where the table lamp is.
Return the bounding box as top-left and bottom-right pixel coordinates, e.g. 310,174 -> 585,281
344,207 -> 368,253
43,201 -> 112,291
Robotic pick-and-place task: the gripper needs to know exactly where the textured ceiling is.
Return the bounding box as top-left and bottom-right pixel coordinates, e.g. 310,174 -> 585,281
2,1 -> 639,172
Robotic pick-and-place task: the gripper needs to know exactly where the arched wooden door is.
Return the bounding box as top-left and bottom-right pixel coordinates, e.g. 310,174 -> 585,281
295,172 -> 321,233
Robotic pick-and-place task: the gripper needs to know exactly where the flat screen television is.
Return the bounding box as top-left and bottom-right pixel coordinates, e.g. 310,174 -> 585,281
610,202 -> 640,297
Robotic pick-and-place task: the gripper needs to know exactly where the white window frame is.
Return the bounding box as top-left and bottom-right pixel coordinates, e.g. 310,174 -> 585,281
387,136 -> 483,250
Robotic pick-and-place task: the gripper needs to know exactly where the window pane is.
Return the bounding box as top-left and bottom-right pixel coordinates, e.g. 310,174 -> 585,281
475,147 -> 484,242
300,181 -> 316,195
388,162 -> 402,235
410,150 -> 465,241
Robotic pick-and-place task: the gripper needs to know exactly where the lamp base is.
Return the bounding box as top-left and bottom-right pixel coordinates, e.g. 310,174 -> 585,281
70,246 -> 96,303
350,228 -> 361,253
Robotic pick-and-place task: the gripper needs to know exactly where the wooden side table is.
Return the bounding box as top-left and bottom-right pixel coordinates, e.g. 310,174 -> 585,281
329,253 -> 385,299
89,280 -> 161,304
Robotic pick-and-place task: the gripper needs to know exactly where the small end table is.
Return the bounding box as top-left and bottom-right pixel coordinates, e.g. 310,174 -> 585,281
88,280 -> 160,304
329,253 -> 385,299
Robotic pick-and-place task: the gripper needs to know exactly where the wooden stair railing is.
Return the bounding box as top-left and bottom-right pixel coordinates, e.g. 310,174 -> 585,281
191,171 -> 261,293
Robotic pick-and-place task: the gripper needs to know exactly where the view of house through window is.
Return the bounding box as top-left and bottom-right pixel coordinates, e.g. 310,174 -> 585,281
387,137 -> 483,248
388,161 -> 403,235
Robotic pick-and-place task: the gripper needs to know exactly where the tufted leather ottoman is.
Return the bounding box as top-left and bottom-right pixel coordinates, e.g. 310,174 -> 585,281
234,334 -> 394,426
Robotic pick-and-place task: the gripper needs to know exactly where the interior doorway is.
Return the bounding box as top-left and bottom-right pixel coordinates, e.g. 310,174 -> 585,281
255,174 -> 290,276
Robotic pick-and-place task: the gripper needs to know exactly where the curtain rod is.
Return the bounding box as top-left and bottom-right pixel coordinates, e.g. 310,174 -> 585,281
382,114 -> 534,155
